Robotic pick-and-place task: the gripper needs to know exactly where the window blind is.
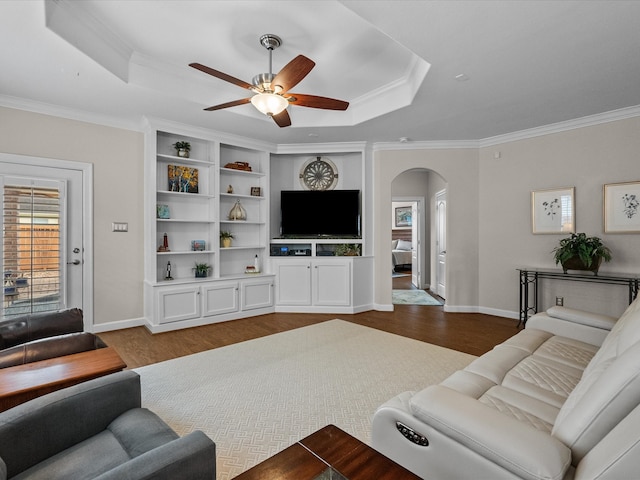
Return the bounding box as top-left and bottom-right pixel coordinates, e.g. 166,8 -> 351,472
3,183 -> 61,319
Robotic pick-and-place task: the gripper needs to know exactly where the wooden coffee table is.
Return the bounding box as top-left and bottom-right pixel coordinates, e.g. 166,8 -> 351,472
235,424 -> 420,480
0,347 -> 126,411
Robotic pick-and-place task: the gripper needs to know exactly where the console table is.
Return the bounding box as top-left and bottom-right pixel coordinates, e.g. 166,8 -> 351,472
518,268 -> 640,327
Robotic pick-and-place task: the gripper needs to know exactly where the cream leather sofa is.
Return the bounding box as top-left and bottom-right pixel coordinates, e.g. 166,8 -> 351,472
372,297 -> 640,479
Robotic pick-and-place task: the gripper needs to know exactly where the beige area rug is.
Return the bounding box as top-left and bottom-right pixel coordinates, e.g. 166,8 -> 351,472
134,320 -> 475,479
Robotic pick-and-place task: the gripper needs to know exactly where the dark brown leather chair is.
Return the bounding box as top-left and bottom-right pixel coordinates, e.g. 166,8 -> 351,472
0,309 -> 107,368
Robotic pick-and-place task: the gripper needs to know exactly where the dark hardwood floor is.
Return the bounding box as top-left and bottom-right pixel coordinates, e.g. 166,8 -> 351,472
99,274 -> 519,369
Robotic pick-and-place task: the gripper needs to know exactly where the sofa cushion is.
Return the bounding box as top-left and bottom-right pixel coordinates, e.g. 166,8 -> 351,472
553,340 -> 640,465
11,409 -> 179,480
107,408 -> 179,458
12,430 -> 130,480
478,385 -> 559,432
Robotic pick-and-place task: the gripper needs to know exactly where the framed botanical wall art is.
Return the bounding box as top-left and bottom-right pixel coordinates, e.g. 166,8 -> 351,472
604,181 -> 640,233
531,187 -> 575,234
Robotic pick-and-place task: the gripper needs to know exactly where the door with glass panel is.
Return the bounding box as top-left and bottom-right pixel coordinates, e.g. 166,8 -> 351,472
1,164 -> 84,321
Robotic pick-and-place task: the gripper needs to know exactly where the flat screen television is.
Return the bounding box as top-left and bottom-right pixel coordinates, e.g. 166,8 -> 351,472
280,190 -> 361,238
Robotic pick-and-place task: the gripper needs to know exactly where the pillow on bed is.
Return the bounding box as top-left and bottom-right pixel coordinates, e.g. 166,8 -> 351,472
391,239 -> 399,250
396,239 -> 412,251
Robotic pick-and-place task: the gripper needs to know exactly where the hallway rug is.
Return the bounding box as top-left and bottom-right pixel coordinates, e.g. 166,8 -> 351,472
393,289 -> 443,305
134,320 -> 474,479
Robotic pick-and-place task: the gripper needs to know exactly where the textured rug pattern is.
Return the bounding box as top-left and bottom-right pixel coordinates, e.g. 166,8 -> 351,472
393,289 -> 443,305
135,320 -> 474,479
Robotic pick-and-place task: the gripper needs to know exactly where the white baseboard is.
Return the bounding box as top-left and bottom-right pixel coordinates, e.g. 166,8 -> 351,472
444,305 -> 519,320
478,306 -> 519,320
374,302 -> 394,311
92,316 -> 146,333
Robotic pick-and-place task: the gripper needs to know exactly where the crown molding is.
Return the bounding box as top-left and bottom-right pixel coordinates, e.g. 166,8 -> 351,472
373,139 -> 479,151
0,95 -> 145,132
478,105 -> 640,148
276,142 -> 367,154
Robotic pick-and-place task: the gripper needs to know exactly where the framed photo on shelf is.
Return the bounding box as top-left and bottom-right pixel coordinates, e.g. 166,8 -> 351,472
168,164 -> 199,193
531,187 -> 575,234
191,240 -> 206,251
250,187 -> 262,197
604,181 -> 640,233
394,206 -> 412,228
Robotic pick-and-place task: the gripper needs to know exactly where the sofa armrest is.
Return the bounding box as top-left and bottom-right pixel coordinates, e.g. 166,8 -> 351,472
94,431 -> 216,480
546,306 -> 617,330
0,371 -> 141,478
410,385 -> 572,480
527,308 -> 615,346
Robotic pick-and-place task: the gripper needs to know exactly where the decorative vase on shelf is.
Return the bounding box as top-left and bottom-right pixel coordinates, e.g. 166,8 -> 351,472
228,200 -> 247,221
221,237 -> 232,248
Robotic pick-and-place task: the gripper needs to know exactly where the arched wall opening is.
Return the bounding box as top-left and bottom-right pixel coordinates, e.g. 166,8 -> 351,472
373,147 -> 480,311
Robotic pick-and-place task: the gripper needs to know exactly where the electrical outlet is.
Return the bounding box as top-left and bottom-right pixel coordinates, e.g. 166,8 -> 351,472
556,296 -> 564,306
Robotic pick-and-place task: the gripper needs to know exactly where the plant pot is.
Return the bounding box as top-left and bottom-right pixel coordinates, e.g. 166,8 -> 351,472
221,238 -> 232,248
561,255 -> 603,275
195,271 -> 208,278
176,148 -> 189,158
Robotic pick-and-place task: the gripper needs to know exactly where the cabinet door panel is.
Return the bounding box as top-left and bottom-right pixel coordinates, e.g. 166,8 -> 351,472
158,287 -> 200,324
202,282 -> 239,316
313,262 -> 351,306
276,262 -> 311,305
242,279 -> 274,310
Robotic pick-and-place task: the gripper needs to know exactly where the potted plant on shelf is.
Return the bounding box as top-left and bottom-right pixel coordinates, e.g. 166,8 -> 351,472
172,141 -> 191,158
552,232 -> 612,275
334,243 -> 361,256
220,230 -> 234,248
193,262 -> 211,278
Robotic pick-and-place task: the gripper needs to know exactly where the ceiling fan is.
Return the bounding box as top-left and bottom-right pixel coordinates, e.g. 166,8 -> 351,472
190,34 -> 349,128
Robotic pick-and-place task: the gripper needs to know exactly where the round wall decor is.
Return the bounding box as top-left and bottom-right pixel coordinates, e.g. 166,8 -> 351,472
299,156 -> 338,191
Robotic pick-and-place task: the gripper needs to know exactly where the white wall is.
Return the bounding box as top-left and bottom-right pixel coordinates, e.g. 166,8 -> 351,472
0,106 -> 144,327
479,116 -> 640,317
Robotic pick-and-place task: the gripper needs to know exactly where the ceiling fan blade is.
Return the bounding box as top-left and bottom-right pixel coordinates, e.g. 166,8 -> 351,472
271,55 -> 315,93
272,109 -> 292,128
189,62 -> 253,90
204,98 -> 251,111
287,94 -> 349,111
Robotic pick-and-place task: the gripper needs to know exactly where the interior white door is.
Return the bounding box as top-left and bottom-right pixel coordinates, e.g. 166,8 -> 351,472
1,161 -> 85,320
411,202 -> 420,288
435,190 -> 446,299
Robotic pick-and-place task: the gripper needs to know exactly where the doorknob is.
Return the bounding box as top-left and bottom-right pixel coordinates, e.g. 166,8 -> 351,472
73,248 -> 80,254
67,260 -> 81,265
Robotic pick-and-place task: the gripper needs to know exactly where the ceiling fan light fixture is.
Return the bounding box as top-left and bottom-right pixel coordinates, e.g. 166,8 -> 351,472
251,92 -> 289,116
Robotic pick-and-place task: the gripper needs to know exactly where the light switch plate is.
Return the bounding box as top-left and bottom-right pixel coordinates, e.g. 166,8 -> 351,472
112,222 -> 128,232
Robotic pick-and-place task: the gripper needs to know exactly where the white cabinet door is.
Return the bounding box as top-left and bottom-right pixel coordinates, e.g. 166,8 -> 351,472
202,282 -> 239,317
313,261 -> 351,306
157,286 -> 201,324
275,261 -> 312,305
242,278 -> 274,311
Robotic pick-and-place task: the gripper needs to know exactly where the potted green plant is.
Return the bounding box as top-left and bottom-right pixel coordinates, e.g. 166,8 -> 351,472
334,243 -> 361,256
552,232 -> 612,275
193,262 -> 211,278
219,230 -> 234,248
172,141 -> 191,158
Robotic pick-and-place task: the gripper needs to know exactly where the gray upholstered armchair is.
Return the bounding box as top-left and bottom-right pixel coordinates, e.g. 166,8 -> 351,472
0,371 -> 215,479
